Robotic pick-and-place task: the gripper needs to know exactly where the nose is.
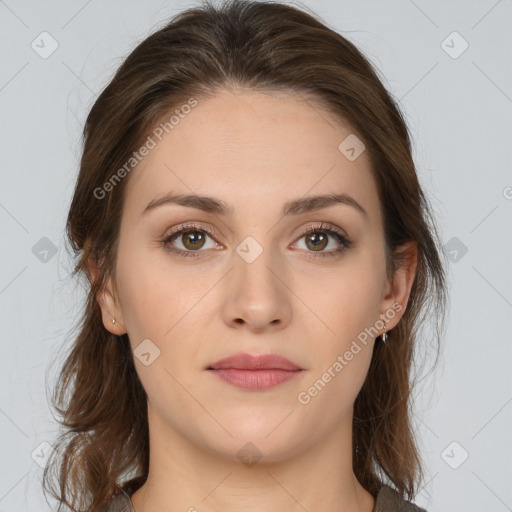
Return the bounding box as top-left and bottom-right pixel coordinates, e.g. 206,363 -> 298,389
221,242 -> 293,333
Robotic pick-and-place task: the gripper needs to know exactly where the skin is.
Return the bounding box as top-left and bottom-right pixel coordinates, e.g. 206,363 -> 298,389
94,88 -> 417,512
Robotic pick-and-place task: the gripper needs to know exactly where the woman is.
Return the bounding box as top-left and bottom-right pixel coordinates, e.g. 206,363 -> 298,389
43,1 -> 447,511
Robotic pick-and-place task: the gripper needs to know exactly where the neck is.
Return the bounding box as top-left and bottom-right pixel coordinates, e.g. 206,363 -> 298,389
130,406 -> 375,512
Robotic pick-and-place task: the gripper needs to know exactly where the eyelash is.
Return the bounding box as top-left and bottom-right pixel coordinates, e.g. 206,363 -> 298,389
161,222 -> 353,259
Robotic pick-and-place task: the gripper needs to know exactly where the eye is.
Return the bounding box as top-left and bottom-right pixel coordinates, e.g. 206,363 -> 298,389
292,222 -> 352,258
161,223 -> 221,258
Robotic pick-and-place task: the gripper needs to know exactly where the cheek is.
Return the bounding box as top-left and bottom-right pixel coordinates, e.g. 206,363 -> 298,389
296,260 -> 381,396
115,246 -> 208,414
304,264 -> 382,343
296,289 -> 376,419
115,240 -> 201,340
116,263 -> 167,342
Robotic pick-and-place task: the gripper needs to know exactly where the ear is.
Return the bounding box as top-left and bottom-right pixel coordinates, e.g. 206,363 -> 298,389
88,258 -> 127,335
379,241 -> 418,331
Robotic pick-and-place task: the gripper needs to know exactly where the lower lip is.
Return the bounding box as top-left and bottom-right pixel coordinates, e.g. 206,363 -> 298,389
208,368 -> 303,390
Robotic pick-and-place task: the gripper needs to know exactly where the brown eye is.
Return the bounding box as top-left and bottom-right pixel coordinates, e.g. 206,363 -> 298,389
293,223 -> 353,258
162,224 -> 220,258
304,231 -> 328,251
179,230 -> 206,250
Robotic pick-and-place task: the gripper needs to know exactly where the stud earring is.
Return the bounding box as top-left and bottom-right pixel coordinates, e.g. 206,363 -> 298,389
112,317 -> 116,325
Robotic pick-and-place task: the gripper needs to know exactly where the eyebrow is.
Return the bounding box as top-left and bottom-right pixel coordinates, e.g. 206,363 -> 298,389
142,192 -> 368,219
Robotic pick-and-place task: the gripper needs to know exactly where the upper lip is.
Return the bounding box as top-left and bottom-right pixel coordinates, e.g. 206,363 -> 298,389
207,352 -> 303,371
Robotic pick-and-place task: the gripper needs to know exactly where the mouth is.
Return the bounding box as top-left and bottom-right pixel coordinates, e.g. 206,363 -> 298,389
206,352 -> 304,390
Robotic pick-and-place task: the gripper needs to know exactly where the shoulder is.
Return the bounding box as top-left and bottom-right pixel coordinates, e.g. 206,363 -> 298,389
97,476 -> 144,511
374,485 -> 428,512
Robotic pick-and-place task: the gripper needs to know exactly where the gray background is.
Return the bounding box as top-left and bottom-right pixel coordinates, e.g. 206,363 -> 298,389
1,0 -> 511,510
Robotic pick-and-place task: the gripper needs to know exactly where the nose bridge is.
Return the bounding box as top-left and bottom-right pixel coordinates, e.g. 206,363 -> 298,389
223,232 -> 292,330
235,233 -> 281,297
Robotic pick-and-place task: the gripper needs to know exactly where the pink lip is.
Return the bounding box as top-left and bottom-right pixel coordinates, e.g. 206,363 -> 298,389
207,353 -> 304,390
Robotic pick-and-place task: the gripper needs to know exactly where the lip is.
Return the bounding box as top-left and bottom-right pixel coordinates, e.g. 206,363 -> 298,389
206,353 -> 304,390
208,352 -> 303,371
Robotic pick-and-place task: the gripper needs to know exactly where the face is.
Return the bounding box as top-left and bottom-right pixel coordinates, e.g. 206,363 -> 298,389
97,88 -> 415,463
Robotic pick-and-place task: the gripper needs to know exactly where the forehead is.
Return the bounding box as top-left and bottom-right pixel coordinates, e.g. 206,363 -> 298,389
123,88 -> 380,225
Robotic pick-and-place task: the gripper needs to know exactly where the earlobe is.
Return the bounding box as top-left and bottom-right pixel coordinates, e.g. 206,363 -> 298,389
380,241 -> 418,330
97,277 -> 126,335
88,255 -> 127,335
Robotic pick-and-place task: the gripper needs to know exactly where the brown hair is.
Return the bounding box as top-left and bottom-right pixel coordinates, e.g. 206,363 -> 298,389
43,0 -> 448,510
